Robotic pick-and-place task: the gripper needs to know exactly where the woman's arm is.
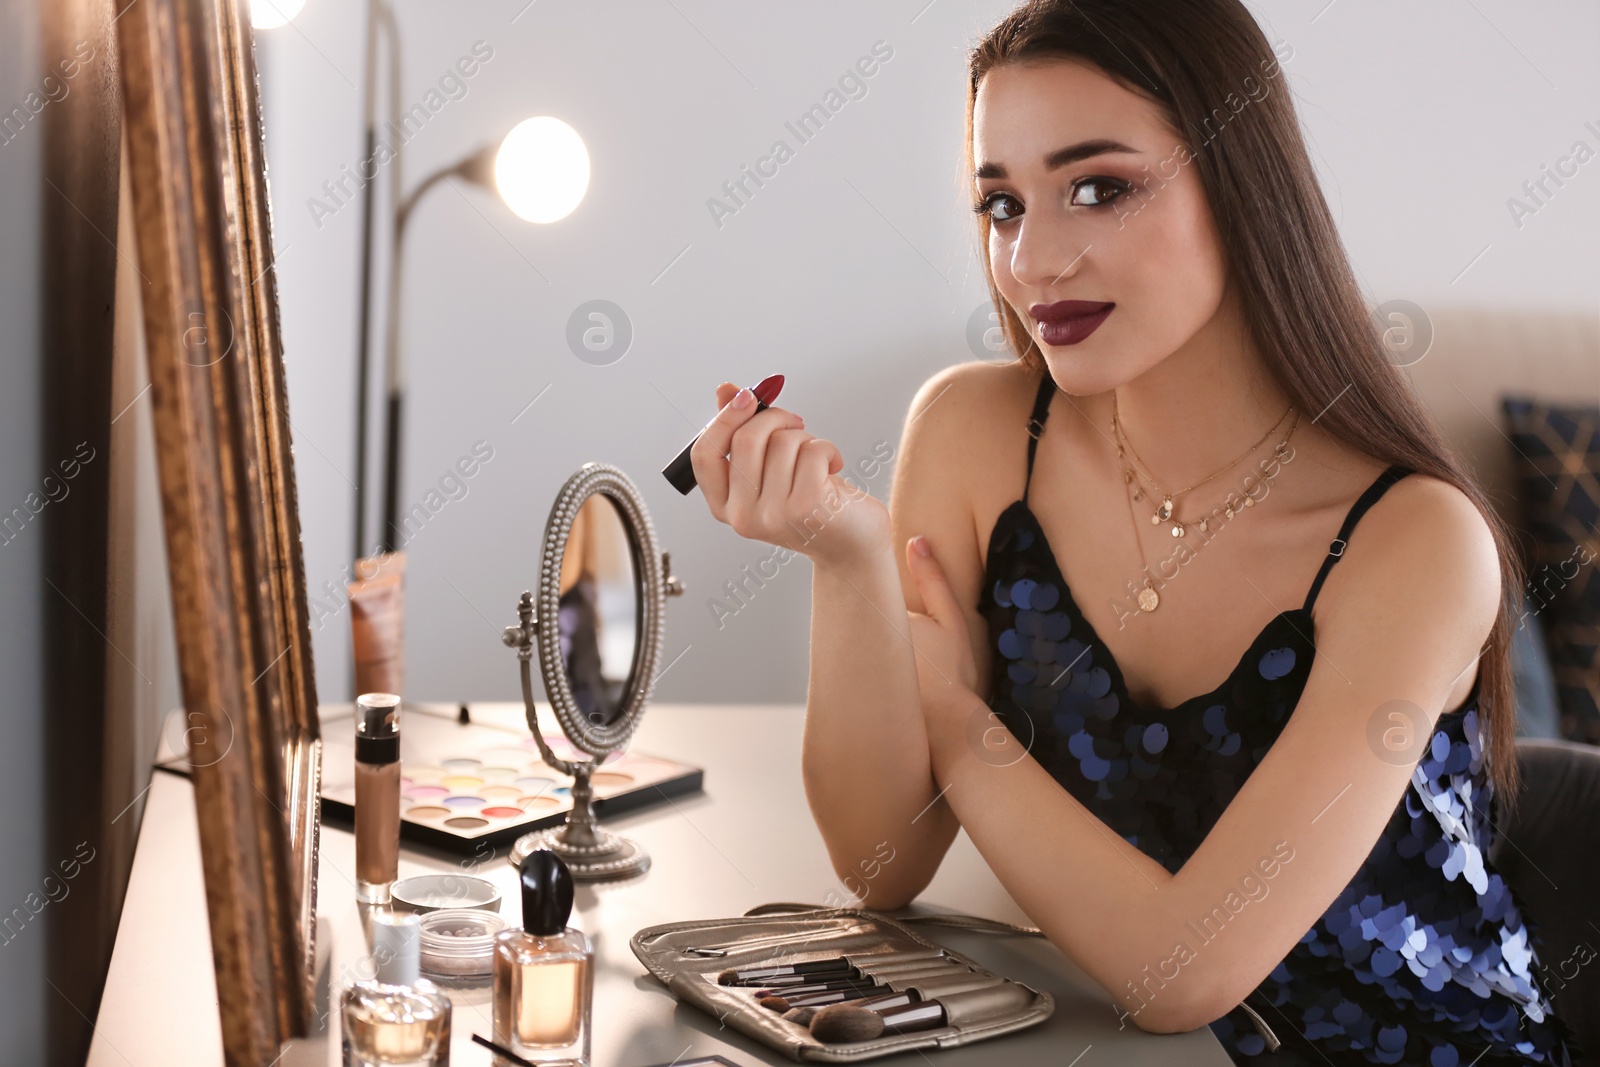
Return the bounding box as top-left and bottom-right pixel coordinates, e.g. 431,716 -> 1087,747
688,377 -> 963,908
905,473 -> 1500,1033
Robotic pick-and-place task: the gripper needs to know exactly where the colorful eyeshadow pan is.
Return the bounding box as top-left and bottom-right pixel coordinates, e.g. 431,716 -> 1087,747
331,727 -> 699,845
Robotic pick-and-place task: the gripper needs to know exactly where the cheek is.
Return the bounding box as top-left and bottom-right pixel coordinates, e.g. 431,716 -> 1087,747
1119,180 -> 1227,339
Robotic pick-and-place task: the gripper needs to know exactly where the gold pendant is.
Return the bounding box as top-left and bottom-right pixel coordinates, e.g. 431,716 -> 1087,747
1138,584 -> 1159,612
1155,497 -> 1174,521
1171,524 -> 1184,537
1244,497 -> 1254,507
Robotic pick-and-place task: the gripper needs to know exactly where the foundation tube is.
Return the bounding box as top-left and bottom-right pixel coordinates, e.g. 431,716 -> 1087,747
355,692 -> 402,904
348,550 -> 406,697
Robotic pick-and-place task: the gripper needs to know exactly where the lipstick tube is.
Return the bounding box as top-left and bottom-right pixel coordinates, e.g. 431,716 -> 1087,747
662,373 -> 784,495
354,692 -> 401,904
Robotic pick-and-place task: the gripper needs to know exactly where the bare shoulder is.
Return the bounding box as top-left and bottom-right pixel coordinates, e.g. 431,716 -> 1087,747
895,360 -> 1042,516
901,360 -> 1042,470
1344,472 -> 1499,591
891,361 -> 1042,611
1313,469 -> 1502,693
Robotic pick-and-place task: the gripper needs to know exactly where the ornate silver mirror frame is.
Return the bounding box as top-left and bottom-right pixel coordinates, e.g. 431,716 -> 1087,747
502,462 -> 683,878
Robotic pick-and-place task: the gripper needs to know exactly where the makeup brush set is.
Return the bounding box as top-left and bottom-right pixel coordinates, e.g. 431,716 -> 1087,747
631,904 -> 1054,1061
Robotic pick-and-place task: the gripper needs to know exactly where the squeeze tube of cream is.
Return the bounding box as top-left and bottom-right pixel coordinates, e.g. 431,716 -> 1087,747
348,550 -> 406,697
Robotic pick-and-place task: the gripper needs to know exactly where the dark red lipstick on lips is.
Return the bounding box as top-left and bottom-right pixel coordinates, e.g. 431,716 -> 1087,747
663,373 -> 785,495
1030,300 -> 1114,347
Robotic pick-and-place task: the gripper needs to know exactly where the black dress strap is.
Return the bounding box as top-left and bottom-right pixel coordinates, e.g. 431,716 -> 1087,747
1021,373 -> 1058,505
1300,464 -> 1415,612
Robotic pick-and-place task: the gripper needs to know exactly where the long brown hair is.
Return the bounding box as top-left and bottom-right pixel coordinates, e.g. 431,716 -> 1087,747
966,0 -> 1526,805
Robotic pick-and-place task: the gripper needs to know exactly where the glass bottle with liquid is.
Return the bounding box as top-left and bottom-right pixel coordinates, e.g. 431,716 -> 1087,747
355,692 -> 401,904
493,849 -> 593,1066
341,910 -> 452,1067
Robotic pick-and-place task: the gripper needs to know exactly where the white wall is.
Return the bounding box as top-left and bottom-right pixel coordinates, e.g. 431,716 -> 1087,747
255,0 -> 1600,709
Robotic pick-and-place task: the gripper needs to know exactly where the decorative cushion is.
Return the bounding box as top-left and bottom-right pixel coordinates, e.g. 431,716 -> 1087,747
1502,396 -> 1600,743
1512,610 -> 1562,740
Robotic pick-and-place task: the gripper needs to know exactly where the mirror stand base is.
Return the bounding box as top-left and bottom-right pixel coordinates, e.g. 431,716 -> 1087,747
509,826 -> 652,881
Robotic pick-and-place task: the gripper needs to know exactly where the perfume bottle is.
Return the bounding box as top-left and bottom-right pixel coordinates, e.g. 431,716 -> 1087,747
341,910 -> 452,1067
355,692 -> 402,904
493,849 -> 594,1066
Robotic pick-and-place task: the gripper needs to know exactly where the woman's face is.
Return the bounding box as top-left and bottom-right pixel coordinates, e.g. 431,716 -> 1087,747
973,59 -> 1230,394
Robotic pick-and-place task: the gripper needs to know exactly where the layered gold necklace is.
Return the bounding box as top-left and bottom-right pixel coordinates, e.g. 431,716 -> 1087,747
1113,392 -> 1300,612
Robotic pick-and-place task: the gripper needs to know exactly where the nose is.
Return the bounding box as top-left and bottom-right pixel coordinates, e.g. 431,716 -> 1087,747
1004,212 -> 1090,289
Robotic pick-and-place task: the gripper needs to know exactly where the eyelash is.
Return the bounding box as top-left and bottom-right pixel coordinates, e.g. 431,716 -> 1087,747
972,177 -> 1133,222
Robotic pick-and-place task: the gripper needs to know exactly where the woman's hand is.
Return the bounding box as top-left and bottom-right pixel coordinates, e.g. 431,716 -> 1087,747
904,535 -> 988,774
691,382 -> 891,566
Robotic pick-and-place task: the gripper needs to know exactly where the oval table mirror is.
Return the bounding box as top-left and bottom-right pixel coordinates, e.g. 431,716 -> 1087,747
502,462 -> 683,879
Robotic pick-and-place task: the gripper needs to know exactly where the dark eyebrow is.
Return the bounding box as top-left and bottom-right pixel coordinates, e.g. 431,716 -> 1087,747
973,138 -> 1141,180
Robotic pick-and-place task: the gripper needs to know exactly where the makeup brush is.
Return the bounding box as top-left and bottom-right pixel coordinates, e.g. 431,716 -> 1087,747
718,948 -> 945,985
663,373 -> 785,495
763,986 -> 906,1013
750,976 -> 881,998
470,1033 -> 538,1066
782,1005 -> 820,1026
741,968 -> 861,988
810,981 -> 1035,1044
766,964 -> 976,1009
758,991 -> 850,1012
770,966 -> 993,1012
811,999 -> 936,1043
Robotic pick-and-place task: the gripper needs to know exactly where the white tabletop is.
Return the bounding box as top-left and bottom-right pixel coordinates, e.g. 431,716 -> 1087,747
91,702 -> 1229,1066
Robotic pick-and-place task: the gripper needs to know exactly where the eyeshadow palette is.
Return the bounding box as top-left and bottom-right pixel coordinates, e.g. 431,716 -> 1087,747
154,701 -> 704,854
317,703 -> 704,852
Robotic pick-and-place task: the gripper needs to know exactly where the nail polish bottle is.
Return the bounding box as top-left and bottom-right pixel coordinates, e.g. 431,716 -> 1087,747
341,910 -> 452,1066
493,849 -> 593,1066
355,692 -> 402,904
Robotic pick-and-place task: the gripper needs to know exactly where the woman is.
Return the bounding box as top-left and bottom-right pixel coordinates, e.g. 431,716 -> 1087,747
688,1 -> 1582,1063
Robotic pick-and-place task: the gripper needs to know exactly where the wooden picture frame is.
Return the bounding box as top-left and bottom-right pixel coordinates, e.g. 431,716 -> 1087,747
116,0 -> 321,1060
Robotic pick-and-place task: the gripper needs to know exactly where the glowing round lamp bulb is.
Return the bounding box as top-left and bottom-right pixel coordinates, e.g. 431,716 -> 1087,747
250,0 -> 306,29
493,117 -> 590,224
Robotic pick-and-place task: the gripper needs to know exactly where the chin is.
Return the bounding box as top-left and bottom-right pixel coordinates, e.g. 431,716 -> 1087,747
1036,343 -> 1126,397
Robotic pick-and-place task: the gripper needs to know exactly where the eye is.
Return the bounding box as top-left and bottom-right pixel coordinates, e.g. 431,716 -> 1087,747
1070,177 -> 1132,208
974,192 -> 1023,223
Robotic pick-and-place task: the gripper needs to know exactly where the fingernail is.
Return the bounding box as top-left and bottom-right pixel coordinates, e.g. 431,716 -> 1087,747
733,387 -> 754,409
912,536 -> 930,557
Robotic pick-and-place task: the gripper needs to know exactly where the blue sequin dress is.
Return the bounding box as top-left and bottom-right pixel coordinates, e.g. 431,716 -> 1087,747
979,374 -> 1584,1066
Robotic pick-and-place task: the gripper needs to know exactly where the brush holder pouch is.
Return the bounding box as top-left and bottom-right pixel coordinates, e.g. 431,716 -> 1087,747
630,902 -> 1054,1062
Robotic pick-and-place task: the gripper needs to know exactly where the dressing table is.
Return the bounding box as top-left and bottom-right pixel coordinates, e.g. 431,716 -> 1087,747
91,700 -> 1230,1066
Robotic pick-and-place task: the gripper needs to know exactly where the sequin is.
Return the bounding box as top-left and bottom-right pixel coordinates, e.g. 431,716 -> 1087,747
977,486 -> 1581,1066
1259,646 -> 1297,680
